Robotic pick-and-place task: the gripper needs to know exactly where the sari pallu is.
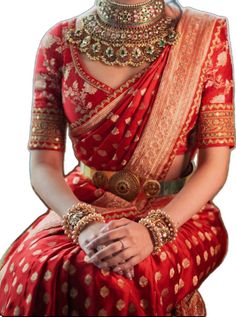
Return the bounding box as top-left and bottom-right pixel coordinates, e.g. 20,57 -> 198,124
0,7 -> 234,317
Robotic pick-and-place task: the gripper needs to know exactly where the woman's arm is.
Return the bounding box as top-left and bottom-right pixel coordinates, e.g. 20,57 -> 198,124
164,146 -> 231,227
29,150 -> 80,218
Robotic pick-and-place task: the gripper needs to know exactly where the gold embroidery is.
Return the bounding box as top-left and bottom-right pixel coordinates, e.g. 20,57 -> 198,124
28,107 -> 67,151
197,103 -> 235,147
124,9 -> 218,180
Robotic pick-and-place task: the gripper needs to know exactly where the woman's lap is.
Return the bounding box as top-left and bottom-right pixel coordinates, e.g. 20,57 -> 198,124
0,200 -> 227,316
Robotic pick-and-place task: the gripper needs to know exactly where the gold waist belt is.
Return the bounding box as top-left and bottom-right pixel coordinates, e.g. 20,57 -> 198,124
80,160 -> 195,202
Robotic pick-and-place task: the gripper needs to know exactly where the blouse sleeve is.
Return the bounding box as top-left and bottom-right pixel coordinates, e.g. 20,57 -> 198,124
196,18 -> 236,150
27,21 -> 67,152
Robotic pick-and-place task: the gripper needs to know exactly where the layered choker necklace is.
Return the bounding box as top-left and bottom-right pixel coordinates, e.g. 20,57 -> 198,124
66,0 -> 180,67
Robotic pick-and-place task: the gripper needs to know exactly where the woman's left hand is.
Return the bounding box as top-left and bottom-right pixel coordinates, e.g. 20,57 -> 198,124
84,218 -> 154,277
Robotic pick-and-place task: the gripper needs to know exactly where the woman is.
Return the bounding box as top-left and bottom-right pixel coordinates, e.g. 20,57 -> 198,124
0,0 -> 235,315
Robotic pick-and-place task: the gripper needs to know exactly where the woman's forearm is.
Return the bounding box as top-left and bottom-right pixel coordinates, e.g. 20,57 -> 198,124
163,161 -> 228,228
30,163 -> 80,218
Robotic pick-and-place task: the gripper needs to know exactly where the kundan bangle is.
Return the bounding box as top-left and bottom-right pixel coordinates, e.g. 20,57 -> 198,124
139,208 -> 178,255
61,201 -> 105,242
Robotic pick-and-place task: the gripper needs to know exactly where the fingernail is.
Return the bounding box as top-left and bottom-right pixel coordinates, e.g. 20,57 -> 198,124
113,266 -> 122,273
87,251 -> 94,257
126,272 -> 133,280
100,227 -> 108,233
84,255 -> 91,263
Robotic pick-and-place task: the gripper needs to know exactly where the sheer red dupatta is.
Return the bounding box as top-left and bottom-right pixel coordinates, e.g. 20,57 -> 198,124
68,45 -> 171,171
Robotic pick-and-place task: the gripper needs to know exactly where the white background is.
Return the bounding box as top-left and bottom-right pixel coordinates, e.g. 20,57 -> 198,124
0,1 -> 235,316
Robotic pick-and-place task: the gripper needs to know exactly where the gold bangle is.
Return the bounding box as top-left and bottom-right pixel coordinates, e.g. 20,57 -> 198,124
146,208 -> 178,243
138,208 -> 178,255
61,201 -> 98,240
139,218 -> 163,255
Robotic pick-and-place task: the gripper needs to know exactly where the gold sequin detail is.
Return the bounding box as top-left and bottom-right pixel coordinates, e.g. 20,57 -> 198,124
182,258 -> 190,269
84,274 -> 92,286
62,305 -> 69,315
26,294 -> 32,304
198,231 -> 205,241
179,278 -> 185,290
128,302 -> 136,313
210,246 -> 215,256
4,283 -> 9,293
155,271 -> 162,282
43,292 -> 50,304
191,235 -> 199,246
139,276 -> 148,287
28,107 -> 67,151
84,297 -> 91,309
170,268 -> 175,279
177,263 -> 181,274
204,251 -> 209,262
185,239 -> 192,249
174,284 -> 179,294
30,272 -> 38,282
160,251 -> 167,261
196,255 -> 201,266
100,286 -> 110,298
117,278 -> 125,288
172,244 -> 178,254
161,288 -> 169,297
140,298 -> 149,310
44,270 -> 52,281
62,260 -> 70,271
9,263 -> 15,273
98,309 -> 108,316
116,299 -> 126,311
61,282 -> 68,293
13,307 -> 21,316
192,275 -> 198,286
70,287 -> 79,298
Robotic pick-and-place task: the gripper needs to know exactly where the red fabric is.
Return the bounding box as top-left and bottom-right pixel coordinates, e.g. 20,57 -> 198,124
1,14 -> 233,317
0,164 -> 228,316
27,17 -> 235,158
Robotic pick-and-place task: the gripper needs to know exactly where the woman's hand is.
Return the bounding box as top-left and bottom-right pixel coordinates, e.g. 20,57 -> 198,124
78,221 -> 106,256
84,218 -> 154,277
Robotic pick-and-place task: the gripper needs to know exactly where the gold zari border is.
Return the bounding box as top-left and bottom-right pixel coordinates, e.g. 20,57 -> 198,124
28,107 -> 67,151
197,103 -> 235,147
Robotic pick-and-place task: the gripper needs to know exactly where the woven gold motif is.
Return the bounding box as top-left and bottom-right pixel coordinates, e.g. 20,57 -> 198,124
197,103 -> 236,147
28,107 -> 67,151
65,0 -> 179,67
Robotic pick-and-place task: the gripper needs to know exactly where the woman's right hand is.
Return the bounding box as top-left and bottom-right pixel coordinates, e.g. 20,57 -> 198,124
78,221 -> 106,257
78,221 -> 134,280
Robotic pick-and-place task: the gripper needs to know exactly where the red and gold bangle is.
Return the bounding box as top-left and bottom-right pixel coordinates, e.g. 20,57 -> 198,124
61,201 -> 104,241
139,208 -> 178,255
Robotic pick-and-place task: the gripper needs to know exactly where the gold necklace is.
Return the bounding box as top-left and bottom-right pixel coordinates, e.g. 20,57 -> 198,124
66,0 -> 179,67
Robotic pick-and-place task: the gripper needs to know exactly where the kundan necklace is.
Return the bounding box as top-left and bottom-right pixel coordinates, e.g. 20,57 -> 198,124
66,0 -> 179,67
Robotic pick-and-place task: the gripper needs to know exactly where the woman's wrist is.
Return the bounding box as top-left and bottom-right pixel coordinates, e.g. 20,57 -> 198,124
138,208 -> 178,255
61,201 -> 105,243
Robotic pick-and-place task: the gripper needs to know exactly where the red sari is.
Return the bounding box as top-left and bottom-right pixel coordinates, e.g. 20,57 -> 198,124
0,6 -> 235,317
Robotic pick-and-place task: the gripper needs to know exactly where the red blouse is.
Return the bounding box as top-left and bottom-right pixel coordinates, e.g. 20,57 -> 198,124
27,16 -> 236,156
